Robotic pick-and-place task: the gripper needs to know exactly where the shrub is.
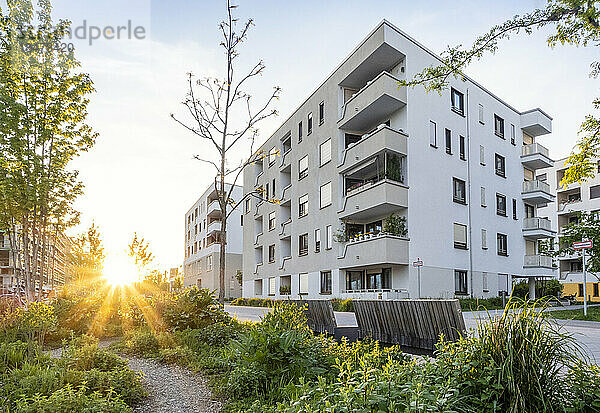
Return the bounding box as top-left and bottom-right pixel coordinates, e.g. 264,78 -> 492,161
163,287 -> 231,330
63,368 -> 146,405
0,340 -> 45,373
119,327 -> 176,357
330,298 -> 353,312
176,322 -> 244,349
15,384 -> 130,413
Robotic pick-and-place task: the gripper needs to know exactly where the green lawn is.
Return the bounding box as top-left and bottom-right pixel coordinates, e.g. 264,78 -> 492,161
546,306 -> 600,322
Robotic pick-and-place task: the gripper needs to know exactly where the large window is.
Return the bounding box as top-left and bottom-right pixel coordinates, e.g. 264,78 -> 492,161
299,155 -> 309,180
319,139 -> 331,166
429,120 -> 437,147
496,193 -> 507,216
366,268 -> 391,289
268,212 -> 275,230
453,223 -> 467,249
453,178 -> 466,204
445,129 -> 452,154
454,270 -> 468,295
346,270 -> 364,290
495,154 -> 506,177
299,194 -> 308,218
494,114 -> 505,138
497,233 -> 508,256
268,244 -> 275,263
451,88 -> 464,115
320,182 -> 332,208
299,233 -> 308,256
320,271 -> 332,294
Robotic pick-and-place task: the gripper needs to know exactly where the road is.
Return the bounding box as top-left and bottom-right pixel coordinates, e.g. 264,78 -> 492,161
224,304 -> 600,362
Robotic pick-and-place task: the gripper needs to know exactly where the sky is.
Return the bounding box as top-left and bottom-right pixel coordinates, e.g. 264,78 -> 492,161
13,0 -> 597,272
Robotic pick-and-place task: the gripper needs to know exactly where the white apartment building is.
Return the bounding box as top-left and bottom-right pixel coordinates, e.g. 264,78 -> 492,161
538,157 -> 600,300
242,21 -> 555,300
183,183 -> 243,299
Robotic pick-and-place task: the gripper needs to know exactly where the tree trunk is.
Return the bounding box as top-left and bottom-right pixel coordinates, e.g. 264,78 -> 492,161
218,174 -> 227,304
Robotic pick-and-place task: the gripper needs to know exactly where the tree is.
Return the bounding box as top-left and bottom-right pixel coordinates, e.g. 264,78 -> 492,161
127,233 -> 155,282
69,223 -> 105,283
552,211 -> 600,272
400,0 -> 599,185
172,0 -> 280,304
0,0 -> 97,299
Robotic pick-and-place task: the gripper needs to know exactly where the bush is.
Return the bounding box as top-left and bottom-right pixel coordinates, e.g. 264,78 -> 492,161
118,327 -> 176,357
330,298 -> 353,312
0,340 -> 45,373
15,384 -> 130,413
163,287 -> 231,330
458,296 -> 505,311
230,297 -> 276,307
176,322 -> 244,349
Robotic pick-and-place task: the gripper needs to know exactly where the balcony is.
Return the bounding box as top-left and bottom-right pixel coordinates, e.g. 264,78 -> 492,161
207,200 -> 221,218
337,233 -> 409,268
338,72 -> 406,131
339,126 -> 408,171
206,220 -> 221,236
523,254 -> 554,269
522,217 -> 555,239
521,180 -> 554,205
521,143 -> 553,170
520,108 -> 552,137
339,179 -> 408,220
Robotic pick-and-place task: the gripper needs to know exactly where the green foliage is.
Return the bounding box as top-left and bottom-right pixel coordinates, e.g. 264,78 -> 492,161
554,211 -> 600,271
330,298 -> 354,312
458,296 -> 505,310
230,297 -> 276,307
512,280 -> 564,300
163,287 -> 231,330
118,327 -> 176,358
383,213 -> 408,237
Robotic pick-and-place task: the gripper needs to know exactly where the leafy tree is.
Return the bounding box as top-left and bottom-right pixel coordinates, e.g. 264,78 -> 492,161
553,211 -> 600,272
171,0 -> 280,304
401,0 -> 599,185
0,0 -> 97,299
69,223 -> 105,284
127,233 -> 155,282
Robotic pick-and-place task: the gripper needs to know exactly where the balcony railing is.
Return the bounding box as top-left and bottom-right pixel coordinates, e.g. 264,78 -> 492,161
523,180 -> 550,194
522,143 -> 549,158
521,143 -> 553,170
339,179 -> 408,220
523,217 -> 552,231
337,233 -> 409,267
524,255 -> 553,268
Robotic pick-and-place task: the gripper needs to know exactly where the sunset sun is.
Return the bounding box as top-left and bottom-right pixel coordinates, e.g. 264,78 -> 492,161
102,254 -> 139,287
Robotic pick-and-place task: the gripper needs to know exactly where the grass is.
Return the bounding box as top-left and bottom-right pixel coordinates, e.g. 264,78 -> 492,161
546,306 -> 600,322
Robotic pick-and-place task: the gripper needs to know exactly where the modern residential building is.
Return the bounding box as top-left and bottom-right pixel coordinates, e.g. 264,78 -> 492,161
183,183 -> 243,298
537,157 -> 600,302
242,20 -> 555,300
0,230 -> 72,295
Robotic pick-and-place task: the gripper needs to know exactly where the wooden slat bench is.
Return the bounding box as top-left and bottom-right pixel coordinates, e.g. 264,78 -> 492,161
353,299 -> 466,352
289,299 -> 337,335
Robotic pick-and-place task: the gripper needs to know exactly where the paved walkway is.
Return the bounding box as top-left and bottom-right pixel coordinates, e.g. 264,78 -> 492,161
224,304 -> 600,362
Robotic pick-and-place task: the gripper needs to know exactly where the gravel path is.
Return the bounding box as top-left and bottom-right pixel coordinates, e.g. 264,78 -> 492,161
127,356 -> 221,413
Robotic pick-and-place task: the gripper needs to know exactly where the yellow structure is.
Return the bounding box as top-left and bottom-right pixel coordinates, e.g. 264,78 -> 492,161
562,282 -> 600,303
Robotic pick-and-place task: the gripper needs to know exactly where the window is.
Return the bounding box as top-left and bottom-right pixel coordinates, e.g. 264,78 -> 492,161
445,129 -> 452,154
314,229 -> 321,252
320,271 -> 332,294
268,211 -> 276,231
512,199 -> 518,220
346,270 -> 364,290
367,268 -> 391,289
299,155 -> 309,179
299,233 -> 308,256
320,182 -> 332,208
578,283 -> 584,297
495,153 -> 506,177
478,104 -> 484,124
299,194 -> 308,218
591,185 -> 600,199
454,270 -> 468,295
494,114 -> 505,138
245,198 -> 250,213
268,277 -> 276,296
319,101 -> 324,125
207,255 -> 213,270
268,244 -> 275,263
496,193 -> 507,216
480,187 -> 486,207
240,215 -> 243,227
429,121 -> 437,147
269,146 -> 277,165
298,121 -> 303,143
299,273 -> 309,295
325,225 -> 333,249
497,233 -> 508,256
307,113 -> 313,135
265,183 -> 269,201
272,178 -> 276,198
598,160 -> 600,173
459,136 -> 466,160
525,203 -> 535,219
594,283 -> 599,297
319,139 -> 331,166
453,178 -> 466,204
479,145 -> 485,165
482,272 -> 489,292
481,229 -> 488,249
453,223 -> 467,249
510,124 -> 516,145
451,88 -> 464,115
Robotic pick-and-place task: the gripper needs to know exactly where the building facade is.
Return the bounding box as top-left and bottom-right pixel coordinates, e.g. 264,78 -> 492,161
0,230 -> 72,295
537,157 -> 600,302
242,21 -> 556,300
183,183 -> 243,299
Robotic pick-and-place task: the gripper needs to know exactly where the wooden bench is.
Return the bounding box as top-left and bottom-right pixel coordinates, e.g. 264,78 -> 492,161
353,299 -> 466,352
289,299 -> 337,335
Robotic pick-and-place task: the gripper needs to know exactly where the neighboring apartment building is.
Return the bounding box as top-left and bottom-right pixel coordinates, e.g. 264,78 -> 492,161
0,230 -> 72,295
537,157 -> 600,302
242,20 -> 555,300
183,183 -> 243,298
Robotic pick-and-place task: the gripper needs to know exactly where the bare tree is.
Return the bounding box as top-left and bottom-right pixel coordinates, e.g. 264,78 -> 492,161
172,0 -> 280,304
